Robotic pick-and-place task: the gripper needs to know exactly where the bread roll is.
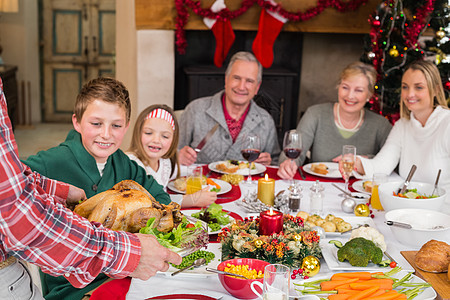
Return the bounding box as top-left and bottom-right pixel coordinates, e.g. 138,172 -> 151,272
414,239 -> 450,273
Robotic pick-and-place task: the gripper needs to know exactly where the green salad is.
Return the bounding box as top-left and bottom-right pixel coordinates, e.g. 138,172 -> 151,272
191,203 -> 231,232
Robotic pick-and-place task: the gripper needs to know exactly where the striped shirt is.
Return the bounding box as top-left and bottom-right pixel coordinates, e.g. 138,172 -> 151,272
0,78 -> 140,288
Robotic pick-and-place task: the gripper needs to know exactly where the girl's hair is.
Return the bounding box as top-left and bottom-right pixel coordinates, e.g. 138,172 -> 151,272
400,60 -> 448,119
74,77 -> 131,123
128,104 -> 180,178
337,62 -> 377,96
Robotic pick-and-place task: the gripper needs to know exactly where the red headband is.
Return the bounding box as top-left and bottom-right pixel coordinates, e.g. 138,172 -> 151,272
145,108 -> 175,130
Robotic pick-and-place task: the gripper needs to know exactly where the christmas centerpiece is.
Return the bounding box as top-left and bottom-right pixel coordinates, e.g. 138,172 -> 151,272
219,214 -> 322,268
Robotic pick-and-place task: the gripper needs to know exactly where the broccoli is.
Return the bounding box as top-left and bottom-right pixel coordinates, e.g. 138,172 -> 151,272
337,237 -> 383,267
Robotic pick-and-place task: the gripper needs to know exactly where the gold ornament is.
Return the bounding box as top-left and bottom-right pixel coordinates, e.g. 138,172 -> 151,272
293,234 -> 302,242
354,204 -> 370,217
436,30 -> 446,40
254,239 -> 263,248
389,48 -> 399,57
301,256 -> 321,277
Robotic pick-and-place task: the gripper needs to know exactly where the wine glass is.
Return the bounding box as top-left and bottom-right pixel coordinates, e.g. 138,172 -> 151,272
283,130 -> 302,184
241,133 -> 261,185
186,165 -> 203,205
341,145 -> 356,194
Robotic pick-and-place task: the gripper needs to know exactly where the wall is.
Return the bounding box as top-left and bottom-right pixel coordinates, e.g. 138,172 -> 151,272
0,0 -> 40,123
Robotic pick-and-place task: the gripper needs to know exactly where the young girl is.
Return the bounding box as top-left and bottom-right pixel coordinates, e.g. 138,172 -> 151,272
127,104 -> 217,207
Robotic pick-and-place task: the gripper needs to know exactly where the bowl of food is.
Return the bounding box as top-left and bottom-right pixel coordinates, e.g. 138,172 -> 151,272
385,208 -> 450,248
217,258 -> 269,299
378,181 -> 446,211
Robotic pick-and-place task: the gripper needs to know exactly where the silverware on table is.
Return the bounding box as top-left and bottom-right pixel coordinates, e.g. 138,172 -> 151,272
205,267 -> 248,279
298,166 -> 306,180
171,258 -> 206,276
397,164 -> 417,194
385,220 -> 412,229
332,183 -> 368,199
194,123 -> 219,153
431,169 -> 441,196
383,251 -> 396,263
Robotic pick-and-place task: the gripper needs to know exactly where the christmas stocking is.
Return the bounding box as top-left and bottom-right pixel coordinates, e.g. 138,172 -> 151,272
204,0 -> 235,67
252,0 -> 288,68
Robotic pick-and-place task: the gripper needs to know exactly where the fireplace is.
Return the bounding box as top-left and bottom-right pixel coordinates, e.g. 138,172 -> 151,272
174,30 -> 303,146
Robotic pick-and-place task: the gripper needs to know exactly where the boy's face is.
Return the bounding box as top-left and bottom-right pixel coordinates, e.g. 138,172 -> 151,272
72,99 -> 129,164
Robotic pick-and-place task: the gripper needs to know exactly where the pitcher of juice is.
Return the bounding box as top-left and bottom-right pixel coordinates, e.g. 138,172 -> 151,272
370,173 -> 387,210
186,166 -> 203,194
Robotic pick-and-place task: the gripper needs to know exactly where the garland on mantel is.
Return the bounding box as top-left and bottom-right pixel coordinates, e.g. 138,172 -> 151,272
175,0 -> 370,54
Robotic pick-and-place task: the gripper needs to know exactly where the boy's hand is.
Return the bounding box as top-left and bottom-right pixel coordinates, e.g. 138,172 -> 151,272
66,185 -> 87,210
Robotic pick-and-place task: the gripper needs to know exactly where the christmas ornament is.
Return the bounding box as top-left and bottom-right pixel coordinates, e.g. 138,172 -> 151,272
445,81 -> 450,90
293,234 -> 302,242
389,47 -> 399,57
367,51 -> 376,59
252,0 -> 288,68
354,203 -> 370,217
254,239 -> 264,248
311,226 -> 325,238
301,256 -> 321,277
436,29 -> 446,40
203,0 -> 235,67
341,198 -> 356,213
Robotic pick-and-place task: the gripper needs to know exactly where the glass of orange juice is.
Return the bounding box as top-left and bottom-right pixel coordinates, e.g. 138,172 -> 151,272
370,173 -> 387,210
186,166 -> 203,195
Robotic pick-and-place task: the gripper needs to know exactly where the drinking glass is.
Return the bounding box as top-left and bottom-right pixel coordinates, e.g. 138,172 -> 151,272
241,133 -> 261,185
341,145 -> 356,194
186,165 -> 203,205
250,264 -> 290,300
283,130 -> 302,185
370,173 -> 387,210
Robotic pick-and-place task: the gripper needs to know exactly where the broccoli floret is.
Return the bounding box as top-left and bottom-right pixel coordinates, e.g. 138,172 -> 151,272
337,237 -> 383,267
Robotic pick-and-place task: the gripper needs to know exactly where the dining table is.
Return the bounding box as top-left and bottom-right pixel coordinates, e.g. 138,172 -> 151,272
89,164 -> 440,300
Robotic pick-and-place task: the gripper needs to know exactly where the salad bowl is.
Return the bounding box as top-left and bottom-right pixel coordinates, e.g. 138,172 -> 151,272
378,181 -> 446,212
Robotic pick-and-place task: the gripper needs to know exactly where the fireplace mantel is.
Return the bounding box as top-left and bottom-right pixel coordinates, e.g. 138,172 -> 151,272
135,0 -> 379,34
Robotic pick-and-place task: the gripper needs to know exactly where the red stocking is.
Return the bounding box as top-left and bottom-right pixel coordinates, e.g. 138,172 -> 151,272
204,0 -> 235,67
252,0 -> 288,68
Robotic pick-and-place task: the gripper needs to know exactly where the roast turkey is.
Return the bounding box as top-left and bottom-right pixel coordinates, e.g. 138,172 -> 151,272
74,180 -> 182,233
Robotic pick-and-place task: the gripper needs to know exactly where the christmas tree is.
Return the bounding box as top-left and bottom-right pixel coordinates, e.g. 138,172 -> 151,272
361,0 -> 450,122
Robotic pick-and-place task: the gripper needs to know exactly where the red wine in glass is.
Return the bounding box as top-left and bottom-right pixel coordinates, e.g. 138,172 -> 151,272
241,148 -> 261,162
284,148 -> 302,160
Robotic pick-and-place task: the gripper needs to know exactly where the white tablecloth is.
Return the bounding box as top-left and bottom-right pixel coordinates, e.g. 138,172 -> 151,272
126,173 -> 434,300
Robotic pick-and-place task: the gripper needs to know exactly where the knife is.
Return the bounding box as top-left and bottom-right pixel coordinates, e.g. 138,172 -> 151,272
194,123 -> 219,153
397,164 -> 417,194
298,166 -> 306,180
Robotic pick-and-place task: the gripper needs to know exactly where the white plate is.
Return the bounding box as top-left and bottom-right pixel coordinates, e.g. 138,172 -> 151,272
325,216 -> 376,237
294,270 -> 436,300
208,161 -> 266,175
303,162 -> 341,178
352,180 -> 371,195
182,208 -> 234,235
160,243 -> 222,278
167,178 -> 232,195
321,237 -> 393,271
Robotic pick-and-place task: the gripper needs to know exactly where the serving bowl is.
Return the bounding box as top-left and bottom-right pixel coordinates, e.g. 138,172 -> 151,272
385,208 -> 450,248
378,181 -> 446,212
217,258 -> 269,299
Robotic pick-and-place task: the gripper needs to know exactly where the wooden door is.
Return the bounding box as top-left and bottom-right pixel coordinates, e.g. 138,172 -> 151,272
41,0 -> 116,122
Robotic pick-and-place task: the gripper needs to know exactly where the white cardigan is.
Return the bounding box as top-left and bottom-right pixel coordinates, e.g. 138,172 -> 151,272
360,106 -> 450,200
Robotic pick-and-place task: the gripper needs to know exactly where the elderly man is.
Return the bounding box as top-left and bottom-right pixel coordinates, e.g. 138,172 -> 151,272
178,51 -> 280,166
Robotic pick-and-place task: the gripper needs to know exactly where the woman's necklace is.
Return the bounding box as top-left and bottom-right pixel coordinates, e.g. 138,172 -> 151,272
336,103 -> 363,131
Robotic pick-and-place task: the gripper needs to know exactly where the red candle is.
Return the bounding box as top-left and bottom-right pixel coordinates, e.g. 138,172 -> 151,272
259,207 -> 283,236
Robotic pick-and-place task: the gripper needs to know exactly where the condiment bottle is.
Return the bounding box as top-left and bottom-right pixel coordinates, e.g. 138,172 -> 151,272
310,180 -> 324,215
288,184 -> 302,214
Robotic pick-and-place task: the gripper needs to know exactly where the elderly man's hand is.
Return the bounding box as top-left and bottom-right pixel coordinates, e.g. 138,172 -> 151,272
277,159 -> 298,180
178,146 -> 197,166
254,152 -> 271,166
130,233 -> 182,281
66,184 -> 87,210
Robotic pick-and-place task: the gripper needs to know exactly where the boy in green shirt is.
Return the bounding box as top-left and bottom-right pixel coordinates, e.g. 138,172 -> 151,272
24,77 -> 171,300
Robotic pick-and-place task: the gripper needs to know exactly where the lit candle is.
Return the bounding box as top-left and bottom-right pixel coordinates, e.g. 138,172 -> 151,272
257,174 -> 275,206
259,207 -> 283,236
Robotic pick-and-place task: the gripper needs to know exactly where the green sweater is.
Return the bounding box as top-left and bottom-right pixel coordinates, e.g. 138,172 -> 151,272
23,129 -> 170,300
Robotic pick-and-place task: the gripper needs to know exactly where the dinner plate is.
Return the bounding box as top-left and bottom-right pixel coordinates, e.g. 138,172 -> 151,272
160,243 -> 222,277
181,209 -> 242,235
321,237 -> 393,271
303,162 -> 341,178
294,270 -> 436,300
325,216 -> 376,237
352,179 -> 371,195
208,161 -> 266,175
167,178 -> 232,195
